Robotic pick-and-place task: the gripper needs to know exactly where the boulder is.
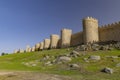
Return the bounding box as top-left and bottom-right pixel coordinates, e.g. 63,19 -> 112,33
89,55 -> 101,61
69,50 -> 80,58
80,45 -> 87,51
72,50 -> 79,55
91,44 -> 100,51
56,56 -> 72,63
74,46 -> 81,51
83,58 -> 89,62
111,56 -> 118,59
101,67 -> 113,74
45,61 -> 53,66
116,63 -> 120,67
99,45 -> 109,50
69,64 -> 80,70
31,64 -> 37,67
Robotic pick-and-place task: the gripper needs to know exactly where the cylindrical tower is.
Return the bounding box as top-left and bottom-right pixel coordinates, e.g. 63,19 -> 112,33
32,46 -> 35,52
83,17 -> 99,44
50,34 -> 59,49
26,45 -> 30,52
35,43 -> 40,51
14,49 -> 19,53
40,42 -> 44,50
44,39 -> 50,49
20,49 -> 25,53
61,29 -> 72,48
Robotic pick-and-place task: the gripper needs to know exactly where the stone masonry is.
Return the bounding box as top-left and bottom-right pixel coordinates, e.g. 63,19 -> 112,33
50,34 -> 59,49
14,16 -> 120,53
44,39 -> 50,49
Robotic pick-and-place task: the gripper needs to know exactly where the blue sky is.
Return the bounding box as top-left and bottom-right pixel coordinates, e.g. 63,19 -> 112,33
0,0 -> 120,53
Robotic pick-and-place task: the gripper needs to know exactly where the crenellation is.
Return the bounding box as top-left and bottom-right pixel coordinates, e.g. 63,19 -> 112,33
83,16 -> 99,44
13,16 -> 120,53
83,16 -> 98,23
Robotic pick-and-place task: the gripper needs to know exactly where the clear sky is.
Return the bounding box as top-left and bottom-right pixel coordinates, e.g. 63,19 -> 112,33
0,0 -> 120,53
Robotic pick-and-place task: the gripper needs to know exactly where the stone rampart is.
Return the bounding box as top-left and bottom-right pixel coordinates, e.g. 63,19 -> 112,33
99,22 -> 120,42
83,17 -> 99,44
50,34 -> 59,48
13,17 -> 120,53
35,43 -> 40,51
71,31 -> 83,46
44,39 -> 50,49
61,29 -> 72,48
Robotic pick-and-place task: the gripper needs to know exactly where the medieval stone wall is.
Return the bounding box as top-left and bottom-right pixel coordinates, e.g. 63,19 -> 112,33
83,17 -> 99,44
71,31 -> 83,46
40,42 -> 44,50
35,43 -> 40,51
26,45 -> 31,52
61,29 -> 72,48
14,17 -> 120,53
44,39 -> 50,49
50,34 -> 59,49
32,46 -> 35,52
99,22 -> 120,42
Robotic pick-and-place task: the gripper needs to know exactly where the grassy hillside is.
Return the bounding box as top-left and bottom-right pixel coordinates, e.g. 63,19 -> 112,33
0,48 -> 120,80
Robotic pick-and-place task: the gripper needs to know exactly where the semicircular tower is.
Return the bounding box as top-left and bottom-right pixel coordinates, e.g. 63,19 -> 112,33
50,34 -> 59,49
83,17 -> 99,44
61,29 -> 72,48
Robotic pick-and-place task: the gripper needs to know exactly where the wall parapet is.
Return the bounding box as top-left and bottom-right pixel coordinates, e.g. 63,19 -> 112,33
99,21 -> 120,30
13,16 -> 120,53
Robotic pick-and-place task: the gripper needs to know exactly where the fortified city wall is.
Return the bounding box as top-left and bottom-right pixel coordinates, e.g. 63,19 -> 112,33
50,34 -> 59,49
99,22 -> 120,42
14,17 -> 120,53
71,31 -> 83,46
44,39 -> 50,49
61,29 -> 72,48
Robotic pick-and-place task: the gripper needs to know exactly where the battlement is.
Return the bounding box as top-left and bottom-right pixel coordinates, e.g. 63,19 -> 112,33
13,16 -> 120,53
50,34 -> 59,38
83,16 -> 98,22
99,21 -> 120,30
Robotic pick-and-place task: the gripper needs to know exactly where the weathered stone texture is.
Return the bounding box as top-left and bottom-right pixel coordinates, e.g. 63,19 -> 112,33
40,42 -> 44,50
50,34 -> 59,49
14,49 -> 19,53
71,32 -> 83,46
44,39 -> 50,49
83,17 -> 99,44
35,43 -> 40,51
99,23 -> 120,42
20,49 -> 25,53
26,45 -> 31,52
61,29 -> 72,48
32,46 -> 35,52
14,17 -> 120,53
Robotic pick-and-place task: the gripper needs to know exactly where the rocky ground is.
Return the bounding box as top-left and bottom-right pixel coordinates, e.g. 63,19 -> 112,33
0,42 -> 120,80
0,71 -> 72,80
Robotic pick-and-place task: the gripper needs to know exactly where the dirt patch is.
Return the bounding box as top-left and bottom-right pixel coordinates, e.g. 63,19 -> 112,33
0,71 -> 72,80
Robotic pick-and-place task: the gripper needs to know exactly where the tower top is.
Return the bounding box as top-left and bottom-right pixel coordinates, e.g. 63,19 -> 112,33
51,34 -> 59,37
83,16 -> 98,22
61,28 -> 72,31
